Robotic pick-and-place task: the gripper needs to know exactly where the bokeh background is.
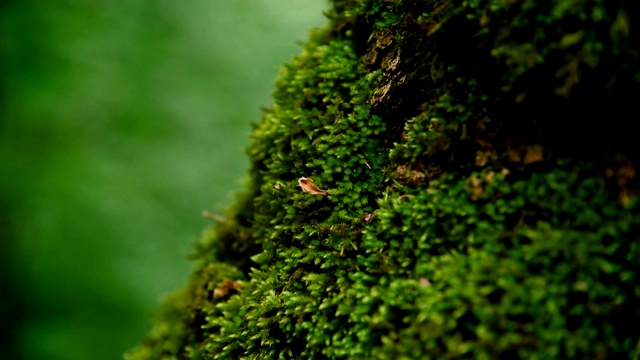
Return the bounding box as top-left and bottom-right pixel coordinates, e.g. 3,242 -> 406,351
0,1 -> 326,359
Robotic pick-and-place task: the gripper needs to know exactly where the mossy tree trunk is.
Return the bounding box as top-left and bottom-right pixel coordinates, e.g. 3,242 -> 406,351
127,1 -> 640,359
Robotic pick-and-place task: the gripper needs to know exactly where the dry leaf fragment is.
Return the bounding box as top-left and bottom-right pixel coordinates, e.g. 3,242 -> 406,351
620,188 -> 630,208
213,279 -> 242,298
475,150 -> 489,167
298,177 -> 328,195
508,146 -> 522,163
485,171 -> 495,182
523,144 -> 544,164
394,165 -> 408,178
470,176 -> 483,200
408,170 -> 426,185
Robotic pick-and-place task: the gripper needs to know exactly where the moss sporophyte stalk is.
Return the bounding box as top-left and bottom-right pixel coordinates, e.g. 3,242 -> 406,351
127,1 -> 640,359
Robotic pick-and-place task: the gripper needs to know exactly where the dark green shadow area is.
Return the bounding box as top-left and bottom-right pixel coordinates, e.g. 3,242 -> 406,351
0,1 -> 327,359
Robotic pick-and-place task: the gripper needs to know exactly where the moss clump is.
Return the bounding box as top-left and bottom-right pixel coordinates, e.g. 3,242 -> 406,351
127,0 -> 640,358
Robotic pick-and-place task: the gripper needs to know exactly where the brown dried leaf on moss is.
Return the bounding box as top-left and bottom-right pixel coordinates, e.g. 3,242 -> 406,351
298,177 -> 329,195
470,176 -> 483,200
523,144 -> 544,164
213,279 -> 242,299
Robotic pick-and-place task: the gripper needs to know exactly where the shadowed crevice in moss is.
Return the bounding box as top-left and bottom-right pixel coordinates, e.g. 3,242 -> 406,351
127,0 -> 640,358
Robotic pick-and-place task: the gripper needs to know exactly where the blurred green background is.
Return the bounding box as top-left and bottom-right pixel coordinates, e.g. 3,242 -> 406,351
0,1 -> 326,359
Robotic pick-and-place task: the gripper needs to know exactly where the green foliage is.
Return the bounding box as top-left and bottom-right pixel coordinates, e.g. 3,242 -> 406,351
129,0 -> 640,358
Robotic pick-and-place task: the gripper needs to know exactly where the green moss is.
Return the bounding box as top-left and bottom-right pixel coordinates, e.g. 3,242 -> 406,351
127,0 -> 640,358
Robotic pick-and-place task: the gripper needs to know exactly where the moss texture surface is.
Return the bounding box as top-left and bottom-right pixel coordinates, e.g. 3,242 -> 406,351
127,0 -> 640,358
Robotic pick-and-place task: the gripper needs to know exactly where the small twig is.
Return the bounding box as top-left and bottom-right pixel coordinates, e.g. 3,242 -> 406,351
202,210 -> 228,223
